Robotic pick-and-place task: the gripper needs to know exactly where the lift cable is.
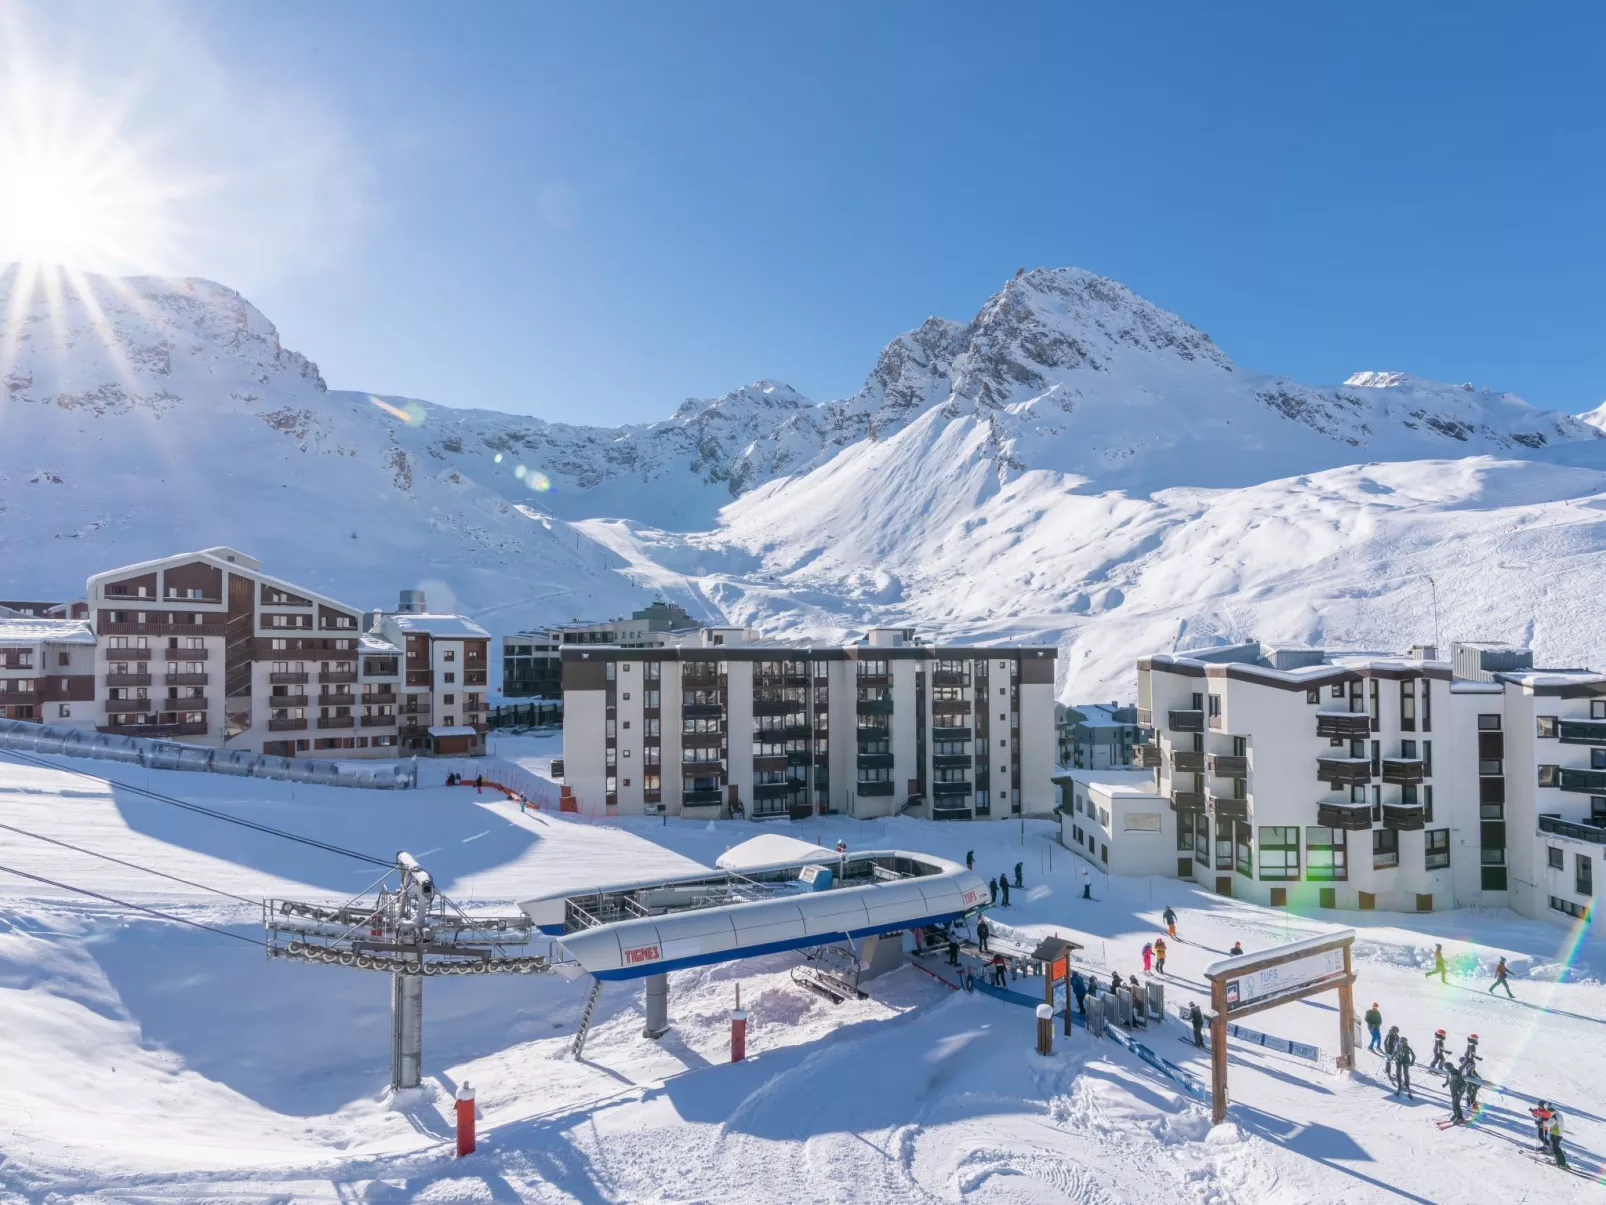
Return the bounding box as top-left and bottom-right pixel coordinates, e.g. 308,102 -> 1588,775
0,861 -> 267,947
0,820 -> 260,905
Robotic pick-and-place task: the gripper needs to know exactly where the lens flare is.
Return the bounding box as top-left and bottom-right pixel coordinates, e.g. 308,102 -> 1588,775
525,469 -> 552,492
368,395 -> 425,426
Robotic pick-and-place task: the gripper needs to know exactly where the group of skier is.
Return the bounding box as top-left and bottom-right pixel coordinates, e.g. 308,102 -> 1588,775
1422,943 -> 1517,998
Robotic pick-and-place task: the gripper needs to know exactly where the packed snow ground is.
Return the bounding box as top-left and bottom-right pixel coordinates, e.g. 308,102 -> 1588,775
0,739 -> 1600,1202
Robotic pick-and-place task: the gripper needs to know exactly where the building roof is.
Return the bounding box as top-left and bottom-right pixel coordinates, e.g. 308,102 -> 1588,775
428,725 -> 478,737
0,618 -> 96,645
87,549 -> 361,617
1495,670 -> 1606,688
389,613 -> 491,639
1055,767 -> 1165,797
1064,702 -> 1137,728
360,633 -> 401,653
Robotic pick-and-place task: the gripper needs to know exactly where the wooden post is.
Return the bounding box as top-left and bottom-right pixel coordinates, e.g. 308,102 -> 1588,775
1210,976 -> 1229,1125
1337,943 -> 1356,1070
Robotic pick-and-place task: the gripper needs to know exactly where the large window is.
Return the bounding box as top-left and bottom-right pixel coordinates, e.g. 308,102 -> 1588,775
1306,827 -> 1347,881
1258,826 -> 1299,881
1215,825 -> 1234,870
1425,829 -> 1451,870
1235,822 -> 1252,876
1177,810 -> 1196,853
1579,855 -> 1595,899
1400,679 -> 1416,731
1549,846 -> 1565,870
1373,828 -> 1399,870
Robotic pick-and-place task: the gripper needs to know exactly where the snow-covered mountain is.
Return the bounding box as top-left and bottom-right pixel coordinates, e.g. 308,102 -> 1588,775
5,263 -> 1605,699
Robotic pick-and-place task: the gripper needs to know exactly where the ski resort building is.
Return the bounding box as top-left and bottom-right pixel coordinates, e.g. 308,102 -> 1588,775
1120,639 -> 1602,926
367,591 -> 491,756
0,618 -> 97,727
1056,702 -> 1144,769
558,626 -> 1057,821
502,601 -> 701,700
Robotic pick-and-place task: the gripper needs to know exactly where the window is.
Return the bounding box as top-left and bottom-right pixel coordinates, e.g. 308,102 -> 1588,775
1330,683 -> 1343,699
444,672 -> 456,684
1208,694 -> 1221,718
1580,855 -> 1595,898
1306,688 -> 1319,704
57,704 -> 69,718
445,694 -> 456,706
1425,829 -> 1451,870
1424,740 -> 1432,777
1306,827 -> 1347,881
1537,715 -> 1558,738
1400,679 -> 1416,730
1538,765 -> 1560,787
1551,896 -> 1590,920
1235,823 -> 1252,876
1124,812 -> 1161,832
1401,739 -> 1417,759
1595,748 -> 1606,771
1177,810 -> 1196,852
1258,826 -> 1299,881
1373,828 -> 1399,869
1594,699 -> 1606,720
1423,784 -> 1434,822
1548,846 -> 1565,870
1477,714 -> 1501,730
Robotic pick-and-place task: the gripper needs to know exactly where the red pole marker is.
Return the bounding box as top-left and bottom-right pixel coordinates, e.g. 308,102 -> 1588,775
730,1008 -> 748,1062
455,1081 -> 476,1156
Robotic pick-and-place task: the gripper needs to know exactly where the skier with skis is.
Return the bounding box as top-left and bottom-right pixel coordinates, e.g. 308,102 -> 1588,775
1464,1062 -> 1483,1117
1489,957 -> 1514,998
1079,864 -> 1091,899
1462,1033 -> 1480,1071
1445,1062 -> 1467,1125
1428,1028 -> 1447,1072
1189,1000 -> 1205,1048
1530,1101 -> 1553,1148
1014,861 -> 1023,889
1070,969 -> 1088,1015
1391,1035 -> 1415,1098
966,850 -> 974,870
999,874 -> 1011,906
1162,905 -> 1177,938
1153,936 -> 1167,975
1425,943 -> 1448,984
1547,1108 -> 1567,1168
1364,1003 -> 1383,1053
989,877 -> 999,905
976,917 -> 991,954
1383,1025 -> 1401,1085
1142,943 -> 1154,974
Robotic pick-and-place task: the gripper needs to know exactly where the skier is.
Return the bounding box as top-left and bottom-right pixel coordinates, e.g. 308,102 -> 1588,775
1230,940 -> 1244,957
989,877 -> 999,906
1445,1062 -> 1467,1125
1488,957 -> 1514,998
991,953 -> 1008,987
1425,943 -> 1448,984
1364,1003 -> 1383,1053
947,935 -> 961,967
836,840 -> 848,854
1547,1108 -> 1567,1168
1189,1000 -> 1205,1048
1464,1064 -> 1483,1117
1070,969 -> 1088,1014
977,917 -> 991,954
1014,862 -> 1024,889
1153,937 -> 1167,975
1079,864 -> 1091,899
1392,1035 -> 1415,1098
1163,906 -> 1177,938
475,773 -> 484,794
1383,1025 -> 1401,1085
1110,970 -> 1124,995
962,965 -> 975,992
1428,1028 -> 1447,1072
1142,943 -> 1154,974
1530,1101 -> 1553,1149
966,849 -> 975,870
999,874 -> 1011,907
1462,1033 -> 1480,1071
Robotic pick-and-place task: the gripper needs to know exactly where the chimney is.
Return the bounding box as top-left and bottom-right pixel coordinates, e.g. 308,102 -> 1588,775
397,589 -> 427,614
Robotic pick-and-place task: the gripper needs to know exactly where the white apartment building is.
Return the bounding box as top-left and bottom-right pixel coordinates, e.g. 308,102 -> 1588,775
0,618 -> 97,726
369,592 -> 490,756
558,626 -> 1057,821
1123,639 -> 1602,927
502,601 -> 701,699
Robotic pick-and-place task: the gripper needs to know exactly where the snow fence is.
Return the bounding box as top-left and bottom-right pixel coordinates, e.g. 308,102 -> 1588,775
0,719 -> 418,790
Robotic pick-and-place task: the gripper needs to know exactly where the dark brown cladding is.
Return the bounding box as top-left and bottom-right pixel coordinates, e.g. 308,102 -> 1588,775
102,572 -> 158,598
250,637 -> 359,658
563,658 -> 609,690
163,561 -> 223,600
260,583 -> 313,606
38,676 -> 95,702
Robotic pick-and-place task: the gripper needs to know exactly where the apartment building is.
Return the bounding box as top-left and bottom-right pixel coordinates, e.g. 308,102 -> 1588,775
0,618 -> 97,725
558,625 -> 1057,821
369,592 -> 490,756
1121,639 -> 1602,926
1056,702 -> 1143,770
503,601 -> 701,699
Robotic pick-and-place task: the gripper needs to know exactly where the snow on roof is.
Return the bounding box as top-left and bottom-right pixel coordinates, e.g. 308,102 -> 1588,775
88,550 -> 361,617
1496,670 -> 1606,687
1057,767 -> 1163,797
428,725 -> 477,737
389,613 -> 491,639
1065,702 -> 1137,728
0,619 -> 96,645
715,833 -> 837,871
1147,650 -> 1450,683
361,633 -> 401,653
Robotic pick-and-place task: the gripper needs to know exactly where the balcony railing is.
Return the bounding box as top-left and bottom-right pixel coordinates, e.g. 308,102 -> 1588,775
164,672 -> 208,687
856,752 -> 894,769
316,715 -> 355,729
1207,792 -> 1248,823
98,721 -> 206,737
1207,753 -> 1248,777
681,757 -> 725,773
1558,720 -> 1606,745
1170,789 -> 1206,813
1557,768 -> 1606,794
682,790 -> 723,806
318,670 -> 357,685
930,725 -> 971,741
1381,758 -> 1425,785
1316,711 -> 1372,739
857,781 -> 895,796
1317,757 -> 1372,785
164,647 -> 208,661
1131,742 -> 1161,768
1168,709 -> 1204,732
933,753 -> 970,769
268,717 -> 308,731
1538,813 -> 1606,845
2,692 -> 40,707
1316,800 -> 1373,831
1171,749 -> 1205,773
683,702 -> 724,719
103,645 -> 152,659
361,714 -> 397,727
165,696 -> 209,711
104,697 -> 154,714
932,781 -> 971,796
1383,803 -> 1425,831
856,698 -> 894,715
933,670 -> 969,687
268,671 -> 308,685
105,672 -> 151,688
269,694 -> 309,708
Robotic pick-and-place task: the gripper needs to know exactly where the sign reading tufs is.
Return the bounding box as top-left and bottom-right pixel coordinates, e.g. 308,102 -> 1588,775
1224,947 -> 1346,1013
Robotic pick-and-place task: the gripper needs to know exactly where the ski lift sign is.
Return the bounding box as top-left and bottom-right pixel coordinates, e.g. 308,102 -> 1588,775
1223,945 -> 1347,1013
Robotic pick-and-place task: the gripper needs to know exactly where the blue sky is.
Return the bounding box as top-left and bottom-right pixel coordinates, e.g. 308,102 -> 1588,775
10,2 -> 1606,422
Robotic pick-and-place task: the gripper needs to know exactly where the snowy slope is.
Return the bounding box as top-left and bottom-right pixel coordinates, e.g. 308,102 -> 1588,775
0,745 -> 1599,1201
6,263 -> 1606,701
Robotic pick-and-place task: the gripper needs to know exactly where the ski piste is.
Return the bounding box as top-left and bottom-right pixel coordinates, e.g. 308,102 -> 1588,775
1523,1153 -> 1593,1180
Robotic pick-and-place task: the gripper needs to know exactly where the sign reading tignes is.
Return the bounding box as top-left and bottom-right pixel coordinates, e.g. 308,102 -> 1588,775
264,851 -> 549,1090
1203,929 -> 1357,1124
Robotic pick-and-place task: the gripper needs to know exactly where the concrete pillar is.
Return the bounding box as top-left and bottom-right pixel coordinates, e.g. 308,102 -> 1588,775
391,970 -> 423,1090
643,972 -> 669,1039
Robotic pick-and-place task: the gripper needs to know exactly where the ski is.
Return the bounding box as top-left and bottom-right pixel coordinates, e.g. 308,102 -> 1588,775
1524,1153 -> 1591,1179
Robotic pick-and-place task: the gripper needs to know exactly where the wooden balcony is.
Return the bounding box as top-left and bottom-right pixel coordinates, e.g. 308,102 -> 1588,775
104,697 -> 154,714
268,717 -> 308,732
1316,710 -> 1372,739
1317,800 -> 1374,831
1132,742 -> 1161,768
318,670 -> 357,685
1381,758 -> 1425,785
1167,709 -> 1204,732
98,721 -> 206,737
1383,803 -> 1425,831
1317,757 -> 1372,785
361,714 -> 397,727
316,715 -> 355,729
1207,753 -> 1248,777
1208,793 -> 1249,823
269,671 -> 308,685
105,672 -> 151,688
164,647 -> 208,661
164,672 -> 208,687
1170,789 -> 1206,813
103,646 -> 152,660
2,692 -> 40,707
1171,749 -> 1205,773
269,694 -> 310,708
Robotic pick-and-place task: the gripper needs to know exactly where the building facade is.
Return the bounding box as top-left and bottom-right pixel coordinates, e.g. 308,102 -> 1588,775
1125,640 -> 1601,927
1057,702 -> 1143,770
503,601 -> 701,699
370,594 -> 491,756
0,619 -> 97,726
559,626 -> 1057,821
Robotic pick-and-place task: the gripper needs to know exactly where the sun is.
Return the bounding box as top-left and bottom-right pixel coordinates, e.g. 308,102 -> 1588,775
0,72 -> 175,274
